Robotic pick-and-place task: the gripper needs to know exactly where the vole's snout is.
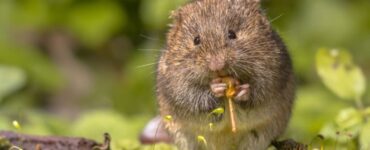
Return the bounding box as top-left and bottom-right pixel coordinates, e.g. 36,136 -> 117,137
207,55 -> 226,72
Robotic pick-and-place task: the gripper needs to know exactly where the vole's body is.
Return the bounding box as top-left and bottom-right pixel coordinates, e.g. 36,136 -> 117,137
156,0 -> 295,149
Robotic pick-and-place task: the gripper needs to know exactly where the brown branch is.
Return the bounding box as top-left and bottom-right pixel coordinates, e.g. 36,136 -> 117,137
0,131 -> 110,150
272,139 -> 307,150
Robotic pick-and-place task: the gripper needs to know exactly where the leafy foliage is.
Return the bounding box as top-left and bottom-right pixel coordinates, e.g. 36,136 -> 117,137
316,49 -> 369,149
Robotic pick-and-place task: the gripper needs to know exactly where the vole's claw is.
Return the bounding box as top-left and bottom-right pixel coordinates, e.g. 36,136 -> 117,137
210,78 -> 227,97
235,84 -> 250,102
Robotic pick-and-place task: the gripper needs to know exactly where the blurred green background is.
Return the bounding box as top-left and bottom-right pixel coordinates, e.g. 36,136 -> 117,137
0,0 -> 369,149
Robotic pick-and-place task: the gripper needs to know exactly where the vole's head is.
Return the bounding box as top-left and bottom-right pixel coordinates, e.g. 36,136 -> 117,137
161,0 -> 291,87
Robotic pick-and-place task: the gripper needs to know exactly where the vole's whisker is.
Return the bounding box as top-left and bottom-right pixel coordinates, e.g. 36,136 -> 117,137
270,13 -> 284,23
138,49 -> 164,52
139,34 -> 164,42
135,62 -> 158,69
230,67 -> 240,79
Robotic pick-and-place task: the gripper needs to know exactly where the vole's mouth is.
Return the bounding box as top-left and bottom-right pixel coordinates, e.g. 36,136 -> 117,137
216,70 -> 228,77
210,70 -> 248,81
209,70 -> 228,81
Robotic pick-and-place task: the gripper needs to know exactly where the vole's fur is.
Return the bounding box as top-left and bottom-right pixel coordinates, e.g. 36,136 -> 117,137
156,0 -> 295,149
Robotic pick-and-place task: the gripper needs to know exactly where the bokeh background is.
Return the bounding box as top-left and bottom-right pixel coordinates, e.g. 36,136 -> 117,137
0,0 -> 369,149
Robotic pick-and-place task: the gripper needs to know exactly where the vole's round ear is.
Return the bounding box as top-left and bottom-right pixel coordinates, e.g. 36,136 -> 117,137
169,9 -> 183,28
169,8 -> 183,21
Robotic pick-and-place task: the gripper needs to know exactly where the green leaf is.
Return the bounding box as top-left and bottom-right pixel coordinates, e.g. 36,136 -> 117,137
210,107 -> 225,116
360,121 -> 370,150
0,65 -> 26,101
335,107 -> 363,133
320,107 -> 363,143
320,122 -> 357,144
316,48 -> 366,100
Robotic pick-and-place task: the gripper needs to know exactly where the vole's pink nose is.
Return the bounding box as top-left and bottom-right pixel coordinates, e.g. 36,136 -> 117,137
208,57 -> 225,71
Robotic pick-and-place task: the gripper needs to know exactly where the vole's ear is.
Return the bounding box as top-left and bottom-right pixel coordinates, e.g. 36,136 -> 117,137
169,9 -> 182,21
169,9 -> 183,29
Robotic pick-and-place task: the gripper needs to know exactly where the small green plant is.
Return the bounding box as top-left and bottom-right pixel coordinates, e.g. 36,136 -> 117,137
316,48 -> 369,149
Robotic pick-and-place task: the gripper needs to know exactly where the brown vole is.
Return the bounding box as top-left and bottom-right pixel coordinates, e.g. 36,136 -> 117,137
155,0 -> 295,149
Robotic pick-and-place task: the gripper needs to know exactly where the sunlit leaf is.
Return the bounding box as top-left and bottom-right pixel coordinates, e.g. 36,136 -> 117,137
0,65 -> 26,101
210,107 -> 225,116
319,123 -> 337,140
197,135 -> 207,147
320,107 -> 363,144
320,122 -> 357,144
316,48 -> 366,100
335,107 -> 363,132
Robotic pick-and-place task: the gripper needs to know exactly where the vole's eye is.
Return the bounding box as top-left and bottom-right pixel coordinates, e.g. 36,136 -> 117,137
228,30 -> 237,39
194,36 -> 201,45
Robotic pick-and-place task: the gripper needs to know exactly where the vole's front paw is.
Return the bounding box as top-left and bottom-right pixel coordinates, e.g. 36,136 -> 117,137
234,83 -> 250,102
210,78 -> 227,97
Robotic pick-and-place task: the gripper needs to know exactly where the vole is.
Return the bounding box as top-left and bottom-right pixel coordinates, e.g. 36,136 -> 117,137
155,0 -> 295,149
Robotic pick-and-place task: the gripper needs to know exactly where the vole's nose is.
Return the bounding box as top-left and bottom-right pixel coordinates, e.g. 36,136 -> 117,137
208,57 -> 225,72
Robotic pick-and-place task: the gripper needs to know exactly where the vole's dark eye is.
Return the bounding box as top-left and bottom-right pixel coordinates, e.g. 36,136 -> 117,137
228,30 -> 237,39
194,36 -> 201,45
